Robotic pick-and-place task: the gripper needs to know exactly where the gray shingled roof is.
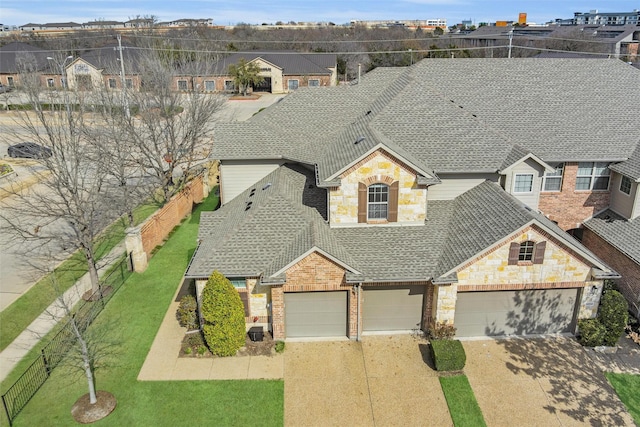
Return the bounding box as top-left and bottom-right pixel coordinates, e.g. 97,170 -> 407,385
210,52 -> 336,76
584,210 -> 640,265
78,44 -> 145,74
609,144 -> 640,181
0,42 -> 53,73
187,165 -> 613,282
213,59 -> 640,177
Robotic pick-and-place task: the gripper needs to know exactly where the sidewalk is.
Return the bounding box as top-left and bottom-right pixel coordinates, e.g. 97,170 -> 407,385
138,283 -> 283,381
582,334 -> 640,375
0,242 -> 126,382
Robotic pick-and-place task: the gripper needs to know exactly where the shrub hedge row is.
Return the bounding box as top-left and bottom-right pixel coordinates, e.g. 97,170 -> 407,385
430,339 -> 466,371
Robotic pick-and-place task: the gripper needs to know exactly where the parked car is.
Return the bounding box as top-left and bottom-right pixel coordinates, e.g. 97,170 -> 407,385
7,142 -> 52,159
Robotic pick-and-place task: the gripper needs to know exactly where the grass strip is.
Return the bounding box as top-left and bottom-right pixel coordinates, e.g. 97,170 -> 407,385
606,372 -> 640,425
0,202 -> 159,351
439,374 -> 487,427
3,189 -> 284,427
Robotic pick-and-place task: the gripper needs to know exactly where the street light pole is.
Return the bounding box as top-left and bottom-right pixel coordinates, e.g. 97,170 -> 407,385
116,34 -> 130,118
47,55 -> 73,89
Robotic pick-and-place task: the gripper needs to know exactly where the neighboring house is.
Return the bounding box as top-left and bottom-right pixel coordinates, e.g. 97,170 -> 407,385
582,146 -> 640,317
208,52 -> 338,94
65,43 -> 143,91
185,58 -> 640,340
0,42 -> 56,88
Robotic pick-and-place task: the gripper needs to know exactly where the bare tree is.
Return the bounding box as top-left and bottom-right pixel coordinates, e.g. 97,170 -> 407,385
117,50 -> 226,202
0,55 -> 130,295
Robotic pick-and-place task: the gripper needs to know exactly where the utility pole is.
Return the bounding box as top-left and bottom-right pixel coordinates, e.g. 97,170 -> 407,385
116,34 -> 130,118
508,29 -> 513,59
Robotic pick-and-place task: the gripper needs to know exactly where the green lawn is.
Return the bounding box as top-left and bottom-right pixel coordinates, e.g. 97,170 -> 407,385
606,373 -> 640,425
2,190 -> 283,426
0,202 -> 159,351
439,374 -> 487,427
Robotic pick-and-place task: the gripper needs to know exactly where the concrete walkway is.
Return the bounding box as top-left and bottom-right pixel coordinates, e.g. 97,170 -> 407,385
0,242 -> 126,382
138,283 -> 283,381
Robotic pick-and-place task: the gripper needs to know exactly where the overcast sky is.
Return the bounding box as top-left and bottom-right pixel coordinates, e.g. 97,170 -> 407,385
1,0 -> 637,27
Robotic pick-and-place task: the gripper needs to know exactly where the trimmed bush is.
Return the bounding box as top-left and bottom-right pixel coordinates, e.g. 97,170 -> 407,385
598,290 -> 629,346
177,294 -> 198,329
275,341 -> 285,353
200,271 -> 246,356
430,339 -> 466,371
578,318 -> 606,347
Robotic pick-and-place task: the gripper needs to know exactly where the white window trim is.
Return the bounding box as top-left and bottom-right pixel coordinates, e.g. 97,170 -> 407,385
541,163 -> 564,192
619,175 -> 632,196
224,80 -> 235,91
576,162 -> 611,191
177,80 -> 188,91
513,173 -> 534,193
288,79 -> 299,90
308,79 -> 320,87
367,183 -> 389,221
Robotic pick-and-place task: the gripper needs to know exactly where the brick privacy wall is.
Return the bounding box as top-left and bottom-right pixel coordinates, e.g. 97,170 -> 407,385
582,229 -> 640,317
539,162 -> 610,230
140,176 -> 204,259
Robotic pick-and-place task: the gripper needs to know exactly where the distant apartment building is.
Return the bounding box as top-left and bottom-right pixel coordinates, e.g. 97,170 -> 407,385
349,19 -> 447,30
572,10 -> 639,26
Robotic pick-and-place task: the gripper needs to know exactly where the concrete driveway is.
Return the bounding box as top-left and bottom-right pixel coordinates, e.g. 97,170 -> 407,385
284,335 -> 451,427
463,337 -> 635,426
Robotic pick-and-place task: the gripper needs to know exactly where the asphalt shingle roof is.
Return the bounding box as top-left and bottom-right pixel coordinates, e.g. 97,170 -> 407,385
609,144 -> 640,181
188,165 -> 605,282
584,210 -> 640,265
213,59 -> 640,178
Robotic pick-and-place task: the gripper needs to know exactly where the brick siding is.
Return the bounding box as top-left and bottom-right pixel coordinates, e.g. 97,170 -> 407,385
582,229 -> 640,317
539,162 -> 610,230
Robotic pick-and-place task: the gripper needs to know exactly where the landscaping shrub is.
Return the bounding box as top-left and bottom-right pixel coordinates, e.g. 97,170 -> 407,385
275,341 -> 285,353
428,320 -> 457,340
186,331 -> 205,347
578,318 -> 606,347
200,271 -> 246,356
598,290 -> 629,346
430,339 -> 466,371
177,294 -> 199,329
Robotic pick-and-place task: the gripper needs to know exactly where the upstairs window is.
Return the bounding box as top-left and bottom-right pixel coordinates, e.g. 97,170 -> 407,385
576,162 -> 610,191
513,174 -> 534,193
542,163 -> 564,192
620,175 -> 632,195
367,184 -> 389,220
508,241 -> 546,265
358,181 -> 399,223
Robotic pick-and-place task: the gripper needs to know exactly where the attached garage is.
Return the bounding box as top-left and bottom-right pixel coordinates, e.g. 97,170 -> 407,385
454,289 -> 580,338
284,291 -> 347,338
363,286 -> 425,332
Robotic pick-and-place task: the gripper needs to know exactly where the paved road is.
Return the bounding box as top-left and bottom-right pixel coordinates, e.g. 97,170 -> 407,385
0,92 -> 285,311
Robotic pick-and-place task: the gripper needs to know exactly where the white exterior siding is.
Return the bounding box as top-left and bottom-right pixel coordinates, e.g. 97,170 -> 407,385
427,173 -> 499,200
219,159 -> 284,204
504,158 -> 544,210
610,173 -> 638,219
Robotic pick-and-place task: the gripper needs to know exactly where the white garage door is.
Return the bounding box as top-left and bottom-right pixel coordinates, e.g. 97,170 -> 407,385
363,286 -> 425,332
284,292 -> 347,338
454,289 -> 579,338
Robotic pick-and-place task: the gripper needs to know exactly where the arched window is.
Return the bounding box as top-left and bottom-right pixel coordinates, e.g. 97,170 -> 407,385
368,184 -> 389,220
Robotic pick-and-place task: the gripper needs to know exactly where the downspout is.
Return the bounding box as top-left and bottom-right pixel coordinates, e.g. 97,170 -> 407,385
356,283 -> 362,341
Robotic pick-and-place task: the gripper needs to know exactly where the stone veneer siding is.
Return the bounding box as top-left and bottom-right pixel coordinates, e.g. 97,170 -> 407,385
431,226 -> 603,328
270,252 -> 356,339
582,228 -> 640,317
329,150 -> 426,225
539,162 -> 611,231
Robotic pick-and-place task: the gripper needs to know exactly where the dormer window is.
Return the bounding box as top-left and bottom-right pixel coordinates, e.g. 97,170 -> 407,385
508,240 -> 546,265
358,181 -> 399,223
368,184 -> 388,220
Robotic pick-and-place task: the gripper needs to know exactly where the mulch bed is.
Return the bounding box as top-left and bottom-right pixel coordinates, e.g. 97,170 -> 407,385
71,390 -> 117,424
180,330 -> 276,358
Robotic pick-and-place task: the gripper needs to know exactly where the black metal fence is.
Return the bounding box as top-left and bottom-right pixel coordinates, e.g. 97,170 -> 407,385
1,256 -> 130,426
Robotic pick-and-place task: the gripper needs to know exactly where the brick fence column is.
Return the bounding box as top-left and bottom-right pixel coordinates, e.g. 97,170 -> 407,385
125,226 -> 148,273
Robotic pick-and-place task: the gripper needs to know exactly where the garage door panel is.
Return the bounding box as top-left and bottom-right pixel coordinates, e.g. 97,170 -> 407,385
285,292 -> 347,338
363,286 -> 424,331
455,289 -> 578,338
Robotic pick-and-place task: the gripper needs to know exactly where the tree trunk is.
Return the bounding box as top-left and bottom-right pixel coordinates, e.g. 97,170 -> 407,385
70,314 -> 98,404
84,248 -> 101,295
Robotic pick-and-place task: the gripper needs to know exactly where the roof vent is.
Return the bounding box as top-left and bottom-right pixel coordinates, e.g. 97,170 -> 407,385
365,110 -> 372,115
245,201 -> 253,211
355,136 -> 365,145
262,183 -> 272,191
249,188 -> 256,197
